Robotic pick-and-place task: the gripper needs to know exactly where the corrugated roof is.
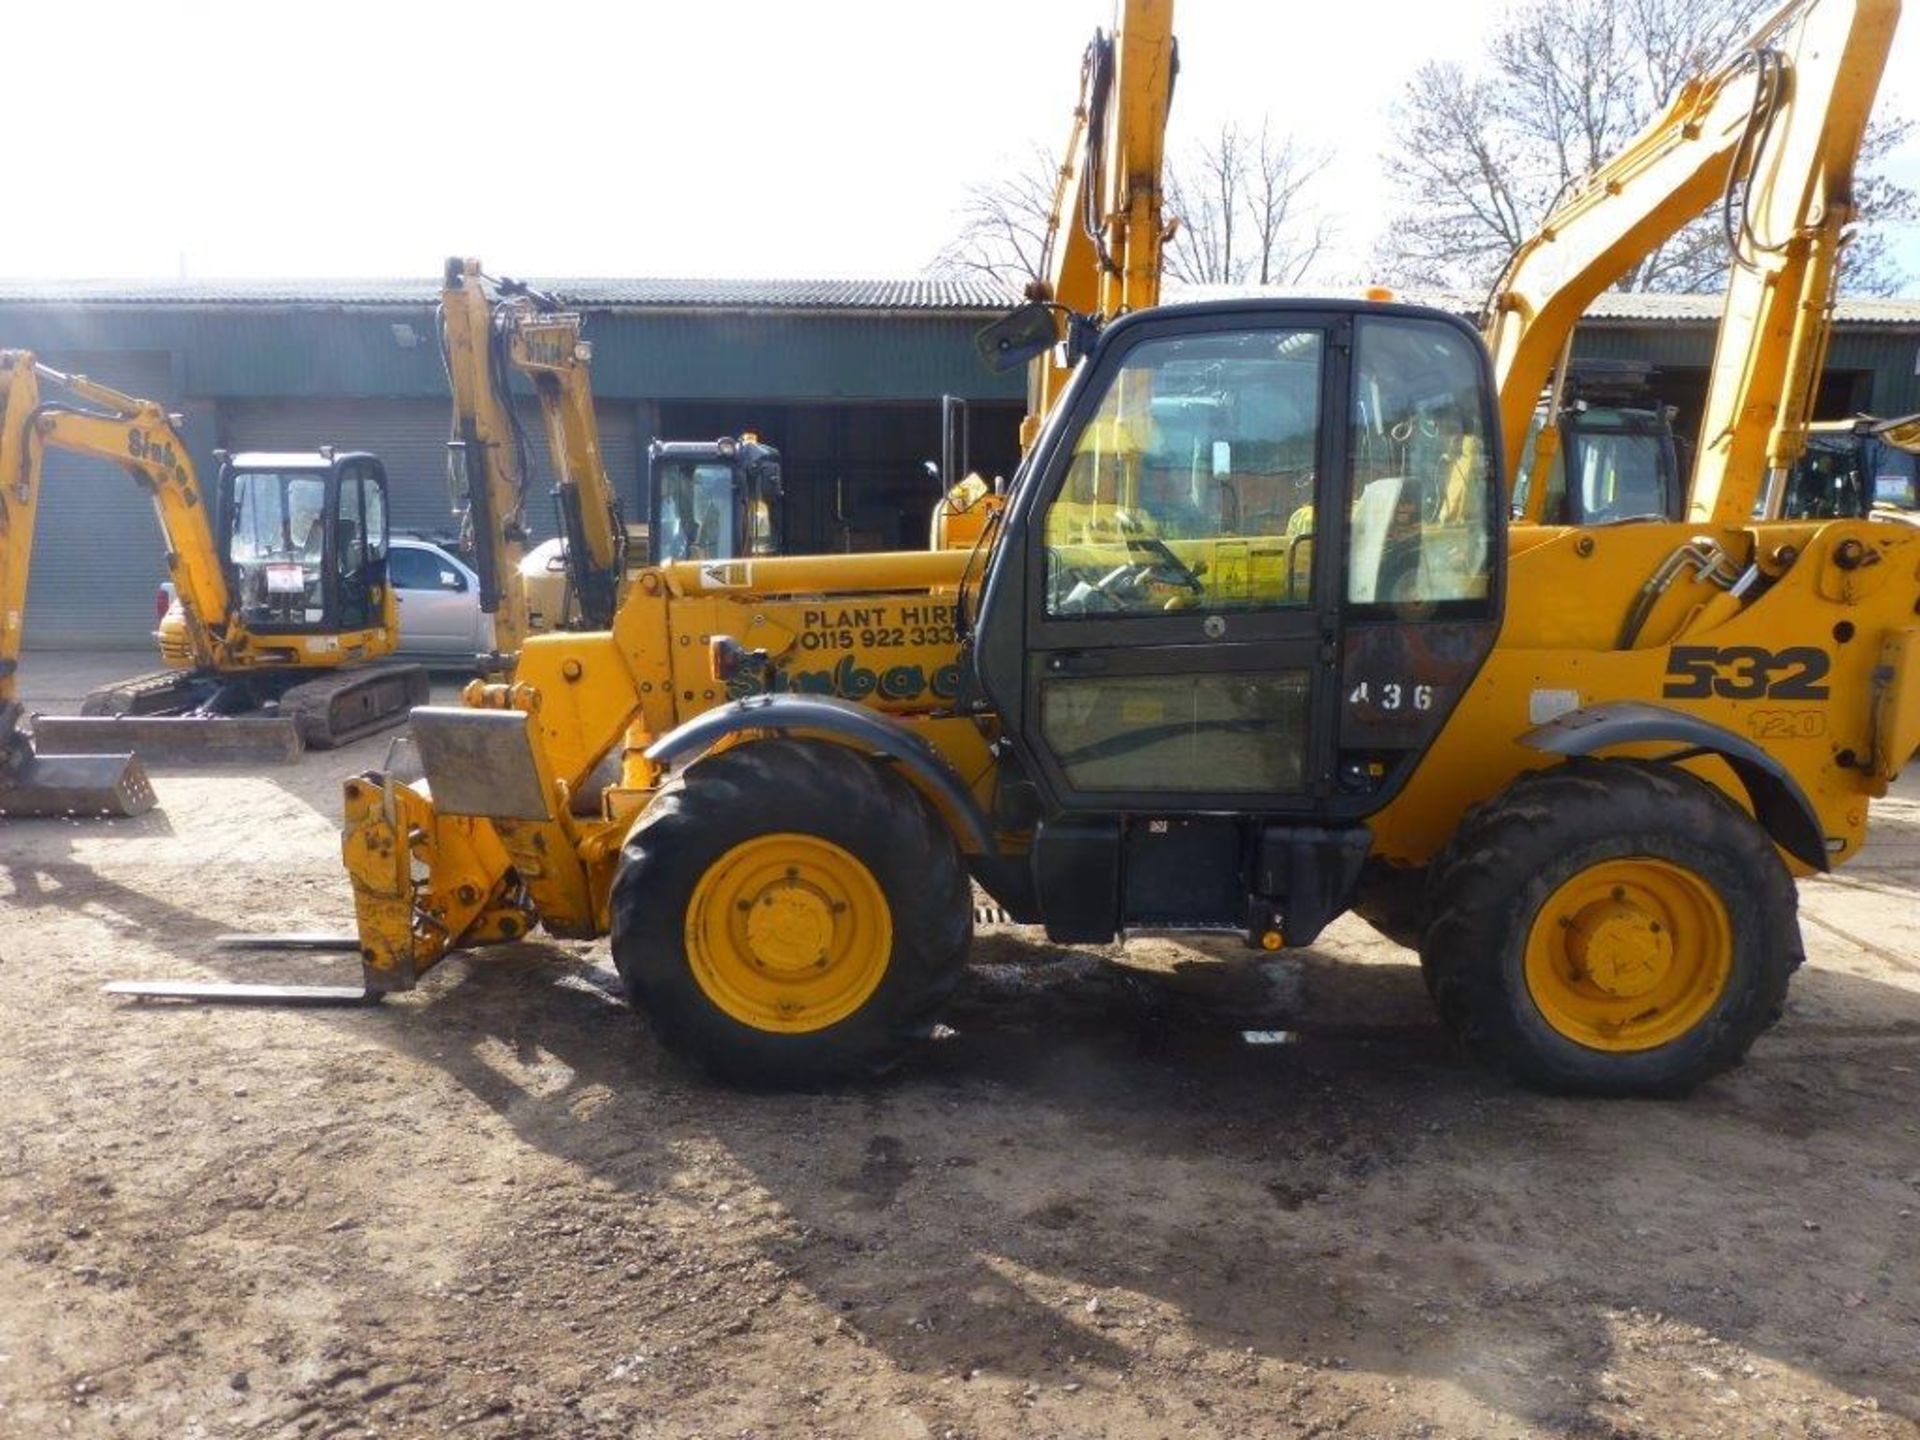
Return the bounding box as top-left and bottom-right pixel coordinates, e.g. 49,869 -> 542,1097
3,275 -> 1915,325
1163,282 -> 1920,327
0,275 -> 1025,313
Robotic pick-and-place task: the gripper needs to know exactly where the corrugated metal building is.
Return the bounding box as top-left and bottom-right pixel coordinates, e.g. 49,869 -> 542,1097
0,277 -> 1029,647
3,277 -> 1917,646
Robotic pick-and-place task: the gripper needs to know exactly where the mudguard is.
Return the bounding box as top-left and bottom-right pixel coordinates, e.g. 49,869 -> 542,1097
1521,700 -> 1829,871
644,694 -> 996,854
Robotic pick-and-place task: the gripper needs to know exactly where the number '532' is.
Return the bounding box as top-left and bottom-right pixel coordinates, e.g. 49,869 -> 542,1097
1661,645 -> 1830,701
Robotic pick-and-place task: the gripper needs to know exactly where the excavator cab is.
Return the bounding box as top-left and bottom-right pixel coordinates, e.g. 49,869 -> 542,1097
219,451 -> 392,636
647,437 -> 783,565
1511,364 -> 1684,526
1782,415 -> 1920,520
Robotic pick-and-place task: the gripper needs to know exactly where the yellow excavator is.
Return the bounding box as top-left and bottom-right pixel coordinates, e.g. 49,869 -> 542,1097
438,258 -> 628,649
129,0 -> 1920,1104
0,353 -> 427,814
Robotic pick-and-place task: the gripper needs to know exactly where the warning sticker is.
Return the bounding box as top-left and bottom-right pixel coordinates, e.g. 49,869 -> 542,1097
266,564 -> 307,594
698,562 -> 752,589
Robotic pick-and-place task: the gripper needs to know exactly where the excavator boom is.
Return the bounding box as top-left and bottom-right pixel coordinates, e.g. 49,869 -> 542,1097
1023,0 -> 1176,443
1688,0 -> 1898,522
440,260 -> 533,657
500,292 -> 625,628
441,258 -> 628,645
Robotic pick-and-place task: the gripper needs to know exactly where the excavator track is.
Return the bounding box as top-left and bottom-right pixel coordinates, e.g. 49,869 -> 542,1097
77,668 -> 199,717
280,662 -> 431,750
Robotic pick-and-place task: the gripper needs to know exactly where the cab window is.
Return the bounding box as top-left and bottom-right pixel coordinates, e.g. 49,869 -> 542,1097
657,461 -> 738,562
1346,317 -> 1495,607
1042,328 -> 1323,617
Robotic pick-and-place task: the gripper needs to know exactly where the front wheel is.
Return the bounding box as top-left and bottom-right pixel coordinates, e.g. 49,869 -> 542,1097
1421,760 -> 1802,1096
610,739 -> 972,1087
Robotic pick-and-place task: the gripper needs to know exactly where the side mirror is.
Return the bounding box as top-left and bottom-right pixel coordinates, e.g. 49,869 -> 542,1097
974,302 -> 1060,373
440,569 -> 467,592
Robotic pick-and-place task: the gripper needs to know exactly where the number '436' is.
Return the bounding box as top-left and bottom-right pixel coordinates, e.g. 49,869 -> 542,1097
1349,681 -> 1435,711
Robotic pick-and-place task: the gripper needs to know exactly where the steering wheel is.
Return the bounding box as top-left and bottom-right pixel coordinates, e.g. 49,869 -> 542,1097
1123,535 -> 1205,593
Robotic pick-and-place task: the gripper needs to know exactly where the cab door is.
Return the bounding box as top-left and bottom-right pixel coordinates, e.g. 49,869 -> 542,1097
973,301 -> 1504,841
332,458 -> 389,633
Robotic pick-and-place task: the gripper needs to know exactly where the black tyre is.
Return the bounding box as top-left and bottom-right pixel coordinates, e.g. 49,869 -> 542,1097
610,739 -> 971,1087
1422,759 -> 1801,1096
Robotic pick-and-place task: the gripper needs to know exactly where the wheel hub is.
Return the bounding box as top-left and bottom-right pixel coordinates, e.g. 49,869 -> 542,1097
744,882 -> 835,974
1565,898 -> 1671,998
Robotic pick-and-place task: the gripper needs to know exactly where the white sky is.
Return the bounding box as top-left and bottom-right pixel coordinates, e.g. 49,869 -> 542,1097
3,0 -> 1916,286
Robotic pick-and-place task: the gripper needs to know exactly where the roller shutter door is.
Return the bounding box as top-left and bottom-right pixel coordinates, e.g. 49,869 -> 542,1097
23,352 -> 178,649
220,399 -> 639,545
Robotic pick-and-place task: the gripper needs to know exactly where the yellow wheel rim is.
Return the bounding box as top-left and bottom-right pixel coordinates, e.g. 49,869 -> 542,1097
684,833 -> 892,1034
1523,857 -> 1733,1053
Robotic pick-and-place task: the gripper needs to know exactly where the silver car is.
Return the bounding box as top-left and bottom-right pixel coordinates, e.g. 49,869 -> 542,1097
387,536 -> 491,661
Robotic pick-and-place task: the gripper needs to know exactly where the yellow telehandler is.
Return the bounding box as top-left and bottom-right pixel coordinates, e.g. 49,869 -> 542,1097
125,0 -> 1920,1100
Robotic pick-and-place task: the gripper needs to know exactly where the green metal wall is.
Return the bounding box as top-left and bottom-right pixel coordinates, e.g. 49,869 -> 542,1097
1574,322 -> 1920,414
0,304 -> 1029,404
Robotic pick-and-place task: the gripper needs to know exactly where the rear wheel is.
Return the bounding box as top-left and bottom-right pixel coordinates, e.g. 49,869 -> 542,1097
1422,760 -> 1801,1095
611,740 -> 971,1087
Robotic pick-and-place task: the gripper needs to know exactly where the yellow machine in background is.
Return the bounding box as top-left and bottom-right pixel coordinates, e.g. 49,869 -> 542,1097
935,0 -> 1178,551
439,259 -> 628,651
0,353 -> 426,814
1784,413 -> 1920,521
129,0 -> 1920,1106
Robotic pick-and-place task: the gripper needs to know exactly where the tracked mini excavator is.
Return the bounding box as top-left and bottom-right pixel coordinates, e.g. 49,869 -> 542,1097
0,352 -> 427,803
125,0 -> 1920,1102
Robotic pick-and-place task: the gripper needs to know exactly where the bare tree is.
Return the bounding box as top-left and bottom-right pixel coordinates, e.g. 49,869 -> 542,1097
929,143 -> 1062,290
1374,0 -> 1915,295
1166,121 -> 1333,286
930,120 -> 1334,292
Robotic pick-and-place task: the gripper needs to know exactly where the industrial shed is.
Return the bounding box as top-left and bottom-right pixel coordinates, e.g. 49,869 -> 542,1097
3,278 -> 1917,647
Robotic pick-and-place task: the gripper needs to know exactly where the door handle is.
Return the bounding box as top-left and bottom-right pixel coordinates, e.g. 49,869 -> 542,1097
1044,651 -> 1108,676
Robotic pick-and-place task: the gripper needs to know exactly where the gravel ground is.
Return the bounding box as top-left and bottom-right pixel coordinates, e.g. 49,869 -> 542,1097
3,649 -> 1917,1439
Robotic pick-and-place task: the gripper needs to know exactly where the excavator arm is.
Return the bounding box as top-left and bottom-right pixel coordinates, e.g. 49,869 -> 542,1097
1022,0 -> 1177,443
1485,0 -> 1898,522
440,259 -> 533,657
1688,0 -> 1898,522
441,258 -> 628,646
495,281 -> 626,628
1,353 -> 230,668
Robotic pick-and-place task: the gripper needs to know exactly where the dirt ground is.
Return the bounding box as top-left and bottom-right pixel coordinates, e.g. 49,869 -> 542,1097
3,652 -> 1918,1440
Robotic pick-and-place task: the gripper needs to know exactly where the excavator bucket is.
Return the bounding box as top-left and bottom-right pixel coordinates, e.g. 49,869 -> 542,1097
29,714 -> 305,765
0,748 -> 155,818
